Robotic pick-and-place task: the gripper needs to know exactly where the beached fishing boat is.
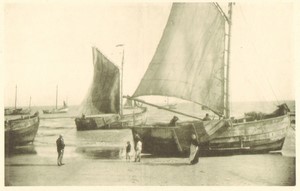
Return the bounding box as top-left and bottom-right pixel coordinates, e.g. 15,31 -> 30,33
5,86 -> 31,116
5,112 -> 40,147
128,3 -> 291,156
43,86 -> 69,114
75,47 -> 147,131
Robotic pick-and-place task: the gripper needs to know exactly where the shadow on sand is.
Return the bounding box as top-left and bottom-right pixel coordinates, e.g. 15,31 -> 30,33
5,163 -> 58,167
142,162 -> 190,166
5,144 -> 37,156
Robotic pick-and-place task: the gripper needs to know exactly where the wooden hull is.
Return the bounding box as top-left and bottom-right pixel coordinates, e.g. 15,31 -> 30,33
5,112 -> 40,147
289,112 -> 295,124
75,107 -> 147,131
43,107 -> 68,114
5,108 -> 31,116
206,115 -> 290,155
131,115 -> 290,156
131,119 -> 229,156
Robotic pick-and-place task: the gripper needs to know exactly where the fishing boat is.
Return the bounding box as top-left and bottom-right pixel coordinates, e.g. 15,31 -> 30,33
5,112 -> 40,148
43,86 -> 69,114
75,47 -> 147,131
128,3 -> 291,156
5,86 -> 31,116
161,97 -> 177,110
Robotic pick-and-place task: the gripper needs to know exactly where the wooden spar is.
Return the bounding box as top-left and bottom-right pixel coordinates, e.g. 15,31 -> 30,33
214,3 -> 229,23
124,96 -> 203,120
121,47 -> 124,116
225,3 -> 233,118
56,85 -> 58,109
15,85 -> 17,109
214,3 -> 233,118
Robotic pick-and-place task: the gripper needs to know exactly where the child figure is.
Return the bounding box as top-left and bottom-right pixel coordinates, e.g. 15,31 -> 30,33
126,141 -> 131,161
135,139 -> 142,162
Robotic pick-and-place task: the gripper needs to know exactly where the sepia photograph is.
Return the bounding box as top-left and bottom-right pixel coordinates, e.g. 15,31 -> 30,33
2,0 -> 297,187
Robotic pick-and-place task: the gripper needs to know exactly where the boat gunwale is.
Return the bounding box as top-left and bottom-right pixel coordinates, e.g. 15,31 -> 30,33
131,114 -> 289,130
209,127 -> 287,142
232,114 -> 290,126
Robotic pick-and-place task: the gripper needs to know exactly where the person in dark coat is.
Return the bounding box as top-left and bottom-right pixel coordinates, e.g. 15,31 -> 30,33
169,116 -> 179,126
56,134 -> 65,166
203,113 -> 211,121
189,134 -> 200,165
126,141 -> 131,161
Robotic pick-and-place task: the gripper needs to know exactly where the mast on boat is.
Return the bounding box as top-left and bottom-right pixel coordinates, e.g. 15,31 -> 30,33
215,2 -> 233,118
14,85 -> 17,109
224,3 -> 233,119
56,85 -> 58,109
116,44 -> 124,116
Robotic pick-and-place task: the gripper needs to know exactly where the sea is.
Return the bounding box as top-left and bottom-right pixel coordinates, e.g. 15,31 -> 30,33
5,100 -> 295,159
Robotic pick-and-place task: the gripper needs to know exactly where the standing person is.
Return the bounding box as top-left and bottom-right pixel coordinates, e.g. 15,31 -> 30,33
135,138 -> 142,162
126,141 -> 131,161
189,134 -> 199,165
56,134 -> 65,166
169,116 -> 179,126
203,113 -> 211,121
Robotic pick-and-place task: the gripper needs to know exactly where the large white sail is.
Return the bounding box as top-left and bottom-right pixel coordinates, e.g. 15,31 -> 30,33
133,3 -> 226,115
81,47 -> 120,115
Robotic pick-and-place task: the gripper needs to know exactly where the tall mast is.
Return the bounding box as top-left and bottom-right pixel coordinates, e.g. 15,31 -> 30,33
121,47 -> 124,116
116,44 -> 124,116
15,85 -> 17,109
225,3 -> 233,118
56,85 -> 58,109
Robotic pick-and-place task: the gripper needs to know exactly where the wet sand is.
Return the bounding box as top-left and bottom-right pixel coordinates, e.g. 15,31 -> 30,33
5,152 -> 295,186
5,124 -> 296,186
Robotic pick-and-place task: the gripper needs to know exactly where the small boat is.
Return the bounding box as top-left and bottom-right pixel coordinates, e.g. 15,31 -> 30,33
5,86 -> 31,116
5,112 -> 40,148
289,112 -> 295,124
161,98 -> 177,110
75,47 -> 147,131
128,3 -> 291,156
43,86 -> 68,114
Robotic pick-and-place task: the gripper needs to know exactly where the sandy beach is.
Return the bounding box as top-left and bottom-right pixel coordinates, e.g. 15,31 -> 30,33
5,151 -> 295,186
5,124 -> 296,186
5,108 -> 296,186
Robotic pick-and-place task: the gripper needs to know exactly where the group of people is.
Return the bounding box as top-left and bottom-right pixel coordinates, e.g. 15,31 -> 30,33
126,134 -> 142,162
55,113 -> 210,166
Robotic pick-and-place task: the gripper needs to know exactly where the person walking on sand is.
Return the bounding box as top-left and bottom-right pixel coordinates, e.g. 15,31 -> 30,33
135,138 -> 142,162
189,134 -> 199,165
126,141 -> 131,161
56,134 -> 65,166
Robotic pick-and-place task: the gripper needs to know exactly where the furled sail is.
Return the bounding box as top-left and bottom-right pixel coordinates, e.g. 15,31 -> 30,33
81,47 -> 120,115
133,3 -> 226,115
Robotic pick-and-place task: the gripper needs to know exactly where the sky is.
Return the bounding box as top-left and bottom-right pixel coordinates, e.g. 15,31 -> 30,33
2,1 -> 297,107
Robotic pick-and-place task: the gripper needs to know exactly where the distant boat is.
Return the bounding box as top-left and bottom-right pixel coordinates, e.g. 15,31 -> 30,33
5,112 -> 40,147
289,112 -> 295,124
43,86 -> 69,114
5,86 -> 31,116
75,47 -> 147,131
161,97 -> 177,110
128,3 -> 290,156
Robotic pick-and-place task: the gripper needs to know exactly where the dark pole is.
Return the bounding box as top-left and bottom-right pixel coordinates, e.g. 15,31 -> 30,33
225,3 -> 233,119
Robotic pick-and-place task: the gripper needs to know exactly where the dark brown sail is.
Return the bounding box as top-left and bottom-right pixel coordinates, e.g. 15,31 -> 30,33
81,47 -> 120,115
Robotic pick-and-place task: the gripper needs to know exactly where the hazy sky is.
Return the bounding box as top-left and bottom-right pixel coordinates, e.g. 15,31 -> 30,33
3,1 -> 296,107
